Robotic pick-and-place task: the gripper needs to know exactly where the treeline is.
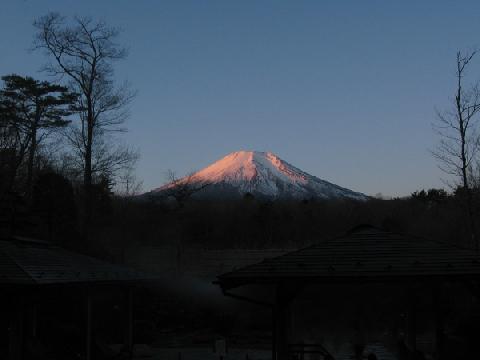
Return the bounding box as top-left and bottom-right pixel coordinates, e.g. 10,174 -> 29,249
86,189 -> 477,254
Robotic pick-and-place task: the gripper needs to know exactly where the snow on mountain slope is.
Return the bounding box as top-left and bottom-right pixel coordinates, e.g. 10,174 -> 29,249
148,151 -> 367,200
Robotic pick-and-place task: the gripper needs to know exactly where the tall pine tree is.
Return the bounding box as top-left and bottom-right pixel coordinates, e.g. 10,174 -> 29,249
0,74 -> 77,197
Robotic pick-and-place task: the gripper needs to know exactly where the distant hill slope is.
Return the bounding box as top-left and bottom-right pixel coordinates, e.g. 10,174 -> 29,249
145,151 -> 367,200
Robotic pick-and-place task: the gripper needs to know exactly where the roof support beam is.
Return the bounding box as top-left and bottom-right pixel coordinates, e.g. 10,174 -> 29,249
8,296 -> 24,360
274,283 -> 299,360
85,290 -> 92,360
124,286 -> 134,356
30,301 -> 37,339
406,288 -> 417,358
433,285 -> 444,360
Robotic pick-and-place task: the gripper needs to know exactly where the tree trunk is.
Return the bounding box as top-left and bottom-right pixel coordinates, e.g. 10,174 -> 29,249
83,100 -> 94,240
26,122 -> 37,201
466,191 -> 477,250
456,60 -> 478,251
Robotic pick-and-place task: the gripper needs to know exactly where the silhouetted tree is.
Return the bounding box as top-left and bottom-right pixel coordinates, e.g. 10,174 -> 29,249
115,166 -> 143,197
411,189 -> 449,204
433,50 -> 480,249
0,74 -> 76,198
90,174 -> 114,221
33,171 -> 77,244
34,13 -> 136,233
0,98 -> 28,197
162,170 -> 210,207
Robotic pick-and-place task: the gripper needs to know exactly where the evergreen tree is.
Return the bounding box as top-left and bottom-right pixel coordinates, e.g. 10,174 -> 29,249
0,74 -> 76,197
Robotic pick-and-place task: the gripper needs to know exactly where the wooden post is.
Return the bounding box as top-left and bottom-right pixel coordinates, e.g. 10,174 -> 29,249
433,286 -> 444,360
8,296 -> 24,360
125,287 -> 134,356
278,305 -> 291,360
274,283 -> 295,360
31,302 -> 37,338
407,289 -> 417,358
272,307 -> 277,360
86,292 -> 92,360
274,303 -> 287,360
8,297 -> 22,360
8,309 -> 14,360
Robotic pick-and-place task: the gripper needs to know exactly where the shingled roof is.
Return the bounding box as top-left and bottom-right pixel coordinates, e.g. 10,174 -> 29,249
0,236 -> 152,285
216,225 -> 480,289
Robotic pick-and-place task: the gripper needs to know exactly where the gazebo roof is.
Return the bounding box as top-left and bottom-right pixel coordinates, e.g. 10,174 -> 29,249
0,236 -> 153,285
216,225 -> 480,290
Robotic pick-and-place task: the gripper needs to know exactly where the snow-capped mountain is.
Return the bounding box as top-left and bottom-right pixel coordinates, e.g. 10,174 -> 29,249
148,151 -> 367,200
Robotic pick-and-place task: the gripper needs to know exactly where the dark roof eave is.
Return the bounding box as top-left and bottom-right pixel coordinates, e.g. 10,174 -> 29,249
0,278 -> 158,287
217,272 -> 480,290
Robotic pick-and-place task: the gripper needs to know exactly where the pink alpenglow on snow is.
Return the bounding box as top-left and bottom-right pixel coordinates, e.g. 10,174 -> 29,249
149,151 -> 367,200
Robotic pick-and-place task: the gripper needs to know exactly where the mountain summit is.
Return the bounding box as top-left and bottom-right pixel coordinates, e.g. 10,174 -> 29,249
149,151 -> 367,200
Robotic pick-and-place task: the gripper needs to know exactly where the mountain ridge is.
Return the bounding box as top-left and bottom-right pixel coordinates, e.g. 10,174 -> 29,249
147,151 -> 367,200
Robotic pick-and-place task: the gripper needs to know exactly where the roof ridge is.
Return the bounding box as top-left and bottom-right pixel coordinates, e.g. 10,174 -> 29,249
386,228 -> 479,252
345,226 -> 475,252
216,225 -> 480,289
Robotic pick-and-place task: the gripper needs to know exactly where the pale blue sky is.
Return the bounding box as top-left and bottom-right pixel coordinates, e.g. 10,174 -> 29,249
2,0 -> 480,196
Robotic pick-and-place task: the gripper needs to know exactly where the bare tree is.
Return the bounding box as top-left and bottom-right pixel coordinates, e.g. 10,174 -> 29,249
115,165 -> 143,197
33,13 -> 135,229
433,49 -> 480,249
162,170 -> 210,207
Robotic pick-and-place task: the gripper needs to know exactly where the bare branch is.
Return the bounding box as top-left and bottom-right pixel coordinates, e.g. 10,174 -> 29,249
33,12 -> 136,207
